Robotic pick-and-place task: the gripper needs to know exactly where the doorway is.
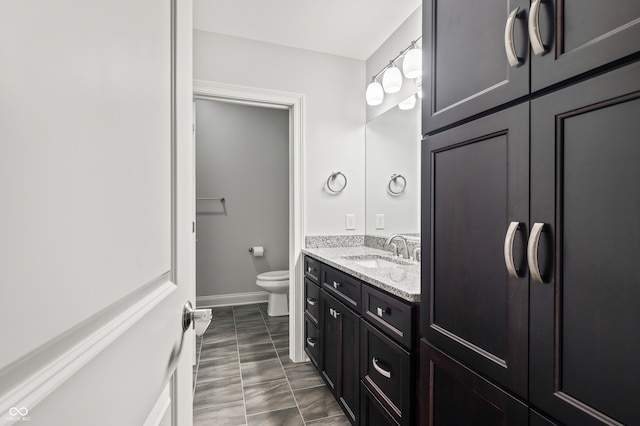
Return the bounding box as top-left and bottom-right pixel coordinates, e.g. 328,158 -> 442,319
193,81 -> 306,365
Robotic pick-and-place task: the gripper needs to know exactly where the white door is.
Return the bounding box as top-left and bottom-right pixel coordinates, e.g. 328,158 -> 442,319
0,0 -> 194,425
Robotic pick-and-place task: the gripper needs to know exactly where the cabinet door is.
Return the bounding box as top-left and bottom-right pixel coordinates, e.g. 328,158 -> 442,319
421,103 -> 530,398
422,0 -> 530,134
321,289 -> 360,424
530,62 -> 640,426
419,340 -> 528,426
530,0 -> 640,92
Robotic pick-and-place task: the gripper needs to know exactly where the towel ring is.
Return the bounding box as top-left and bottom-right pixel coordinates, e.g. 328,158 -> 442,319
388,174 -> 406,195
327,171 -> 347,194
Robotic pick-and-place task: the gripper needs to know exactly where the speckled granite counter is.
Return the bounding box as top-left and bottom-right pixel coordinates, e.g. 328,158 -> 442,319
302,246 -> 420,303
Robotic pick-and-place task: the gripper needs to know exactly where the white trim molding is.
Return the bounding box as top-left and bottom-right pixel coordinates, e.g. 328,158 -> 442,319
196,291 -> 269,308
193,80 -> 306,362
0,274 -> 176,419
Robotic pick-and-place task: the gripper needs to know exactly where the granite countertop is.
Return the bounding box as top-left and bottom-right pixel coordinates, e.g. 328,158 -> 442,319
301,246 -> 420,303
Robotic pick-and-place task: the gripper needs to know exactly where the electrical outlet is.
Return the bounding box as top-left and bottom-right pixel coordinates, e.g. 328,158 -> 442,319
345,214 -> 356,230
375,214 -> 385,230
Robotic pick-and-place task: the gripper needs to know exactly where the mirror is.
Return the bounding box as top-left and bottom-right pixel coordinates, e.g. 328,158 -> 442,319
365,98 -> 421,238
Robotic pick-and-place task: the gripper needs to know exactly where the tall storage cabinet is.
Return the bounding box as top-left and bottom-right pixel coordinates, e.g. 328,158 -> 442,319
420,0 -> 640,424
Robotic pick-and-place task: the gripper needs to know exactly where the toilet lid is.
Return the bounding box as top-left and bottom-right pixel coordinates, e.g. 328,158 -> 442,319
257,270 -> 289,281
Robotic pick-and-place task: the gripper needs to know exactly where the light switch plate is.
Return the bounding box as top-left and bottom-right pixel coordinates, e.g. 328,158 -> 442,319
345,214 -> 356,230
375,214 -> 385,230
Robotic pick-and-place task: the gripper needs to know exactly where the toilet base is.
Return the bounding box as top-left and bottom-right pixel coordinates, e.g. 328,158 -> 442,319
267,292 -> 289,316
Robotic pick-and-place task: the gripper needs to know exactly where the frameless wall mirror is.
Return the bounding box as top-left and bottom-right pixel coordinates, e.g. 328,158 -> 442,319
365,99 -> 420,238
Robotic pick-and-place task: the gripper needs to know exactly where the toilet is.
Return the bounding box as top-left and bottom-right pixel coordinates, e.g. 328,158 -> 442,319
256,270 -> 290,316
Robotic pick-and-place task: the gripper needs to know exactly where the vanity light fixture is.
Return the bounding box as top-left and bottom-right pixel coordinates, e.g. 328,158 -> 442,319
366,80 -> 384,105
402,42 -> 422,78
382,61 -> 403,93
398,94 -> 416,110
365,36 -> 422,105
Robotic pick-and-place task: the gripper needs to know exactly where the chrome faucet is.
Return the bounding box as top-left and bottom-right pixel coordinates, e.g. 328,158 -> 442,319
386,234 -> 409,259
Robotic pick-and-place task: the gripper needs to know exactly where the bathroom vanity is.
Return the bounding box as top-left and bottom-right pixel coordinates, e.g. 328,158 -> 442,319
302,248 -> 420,426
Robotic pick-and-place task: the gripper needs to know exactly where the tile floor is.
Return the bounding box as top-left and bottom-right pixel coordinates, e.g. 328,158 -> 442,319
193,303 -> 351,426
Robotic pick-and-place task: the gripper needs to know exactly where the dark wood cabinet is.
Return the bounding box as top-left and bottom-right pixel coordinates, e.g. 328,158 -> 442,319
530,0 -> 640,92
528,63 -> 640,426
422,0 -> 640,134
422,0 -> 530,134
305,277 -> 320,325
422,103 -> 530,398
361,321 -> 413,425
322,264 -> 362,312
421,2 -> 640,424
321,289 -> 360,423
304,254 -> 419,425
420,340 -> 528,426
304,316 -> 321,369
361,383 -> 400,426
421,62 -> 640,424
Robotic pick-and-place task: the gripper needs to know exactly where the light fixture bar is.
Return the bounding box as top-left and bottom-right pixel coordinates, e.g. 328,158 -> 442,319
370,36 -> 423,82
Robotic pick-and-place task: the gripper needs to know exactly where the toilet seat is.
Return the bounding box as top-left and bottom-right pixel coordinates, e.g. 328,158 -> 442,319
257,270 -> 288,281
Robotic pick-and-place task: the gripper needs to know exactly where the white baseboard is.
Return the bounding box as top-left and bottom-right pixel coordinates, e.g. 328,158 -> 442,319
196,291 -> 269,308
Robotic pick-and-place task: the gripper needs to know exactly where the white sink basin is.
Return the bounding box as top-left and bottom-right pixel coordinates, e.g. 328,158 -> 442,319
351,258 -> 398,268
342,255 -> 413,268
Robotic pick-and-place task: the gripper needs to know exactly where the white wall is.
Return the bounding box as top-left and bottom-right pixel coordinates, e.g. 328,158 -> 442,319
366,6 -> 422,122
194,30 -> 366,236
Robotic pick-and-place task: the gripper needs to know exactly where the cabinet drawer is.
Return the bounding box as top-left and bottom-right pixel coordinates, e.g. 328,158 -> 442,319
362,284 -> 414,349
360,382 -> 400,426
305,278 -> 320,325
322,264 -> 361,312
361,320 -> 412,425
304,317 -> 320,369
304,255 -> 320,284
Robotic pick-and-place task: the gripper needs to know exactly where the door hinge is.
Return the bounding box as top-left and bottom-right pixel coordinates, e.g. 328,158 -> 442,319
192,221 -> 195,233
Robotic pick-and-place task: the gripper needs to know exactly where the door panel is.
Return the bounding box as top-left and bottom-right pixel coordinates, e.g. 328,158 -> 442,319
422,103 -> 529,398
0,0 -> 194,423
419,340 -> 528,426
531,0 -> 640,91
321,290 -> 339,393
423,0 -> 530,134
530,62 -> 640,426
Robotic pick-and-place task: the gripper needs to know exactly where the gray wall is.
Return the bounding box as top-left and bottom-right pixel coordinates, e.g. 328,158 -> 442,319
195,100 -> 289,297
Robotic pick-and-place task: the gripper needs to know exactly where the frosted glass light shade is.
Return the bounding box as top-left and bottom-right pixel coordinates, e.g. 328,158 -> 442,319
366,81 -> 384,105
402,47 -> 422,79
398,94 -> 416,110
382,66 -> 403,93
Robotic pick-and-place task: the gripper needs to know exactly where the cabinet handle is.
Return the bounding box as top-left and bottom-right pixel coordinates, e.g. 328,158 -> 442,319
527,222 -> 546,283
333,310 -> 341,319
376,307 -> 386,317
504,7 -> 523,67
307,266 -> 316,273
306,337 -> 317,348
329,308 -> 335,317
372,357 -> 392,379
528,0 -> 546,55
306,297 -> 316,306
332,281 -> 342,289
504,221 -> 522,278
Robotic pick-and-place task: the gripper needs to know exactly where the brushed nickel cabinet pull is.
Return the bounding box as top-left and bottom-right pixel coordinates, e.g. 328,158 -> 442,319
505,7 -> 523,66
372,357 -> 392,379
527,222 -> 546,283
528,0 -> 546,55
504,221 -> 522,278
